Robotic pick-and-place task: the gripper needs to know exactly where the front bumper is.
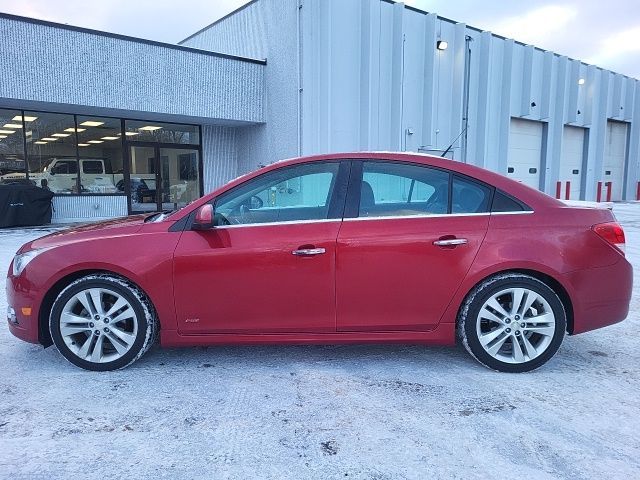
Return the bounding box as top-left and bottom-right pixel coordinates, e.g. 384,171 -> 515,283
6,270 -> 42,344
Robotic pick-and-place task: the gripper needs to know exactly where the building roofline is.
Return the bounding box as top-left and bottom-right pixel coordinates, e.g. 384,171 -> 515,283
0,11 -> 266,65
179,0 -> 260,45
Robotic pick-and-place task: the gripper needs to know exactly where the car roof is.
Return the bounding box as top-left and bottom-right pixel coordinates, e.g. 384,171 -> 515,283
174,152 -> 562,221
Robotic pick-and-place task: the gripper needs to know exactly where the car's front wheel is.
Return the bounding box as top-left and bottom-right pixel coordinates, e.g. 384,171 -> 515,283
458,273 -> 566,373
49,274 -> 157,371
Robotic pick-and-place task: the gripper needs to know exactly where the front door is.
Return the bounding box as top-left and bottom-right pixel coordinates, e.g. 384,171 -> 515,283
336,160 -> 491,331
128,144 -> 201,214
173,161 -> 349,334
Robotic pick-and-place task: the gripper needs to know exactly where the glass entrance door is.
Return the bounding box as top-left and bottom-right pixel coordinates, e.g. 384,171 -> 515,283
158,147 -> 200,211
128,145 -> 159,213
128,144 -> 201,214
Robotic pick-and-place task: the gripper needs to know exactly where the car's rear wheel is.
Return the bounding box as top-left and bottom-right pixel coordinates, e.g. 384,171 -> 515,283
49,274 -> 157,371
458,273 -> 566,372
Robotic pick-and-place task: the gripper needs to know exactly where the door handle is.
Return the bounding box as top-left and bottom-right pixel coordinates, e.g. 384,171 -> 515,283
433,238 -> 468,247
292,248 -> 326,256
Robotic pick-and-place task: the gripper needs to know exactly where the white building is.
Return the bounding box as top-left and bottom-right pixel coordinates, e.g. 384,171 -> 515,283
0,0 -> 638,222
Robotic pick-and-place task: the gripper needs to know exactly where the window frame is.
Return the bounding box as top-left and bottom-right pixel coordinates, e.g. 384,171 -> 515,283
345,159 -> 527,219
210,160 -> 351,228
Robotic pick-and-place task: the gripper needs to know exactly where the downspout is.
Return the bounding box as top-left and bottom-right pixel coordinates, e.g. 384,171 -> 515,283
462,34 -> 473,163
297,0 -> 303,156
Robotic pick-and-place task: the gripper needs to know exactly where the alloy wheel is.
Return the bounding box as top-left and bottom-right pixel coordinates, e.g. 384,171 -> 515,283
475,287 -> 556,364
59,287 -> 139,363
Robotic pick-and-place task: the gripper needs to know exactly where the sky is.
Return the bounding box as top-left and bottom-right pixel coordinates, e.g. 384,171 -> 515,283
0,0 -> 638,78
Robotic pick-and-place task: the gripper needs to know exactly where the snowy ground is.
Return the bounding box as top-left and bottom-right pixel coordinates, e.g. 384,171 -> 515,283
1,207 -> 639,480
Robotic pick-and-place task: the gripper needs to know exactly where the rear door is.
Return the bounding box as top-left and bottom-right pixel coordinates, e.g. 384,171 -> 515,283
336,160 -> 490,332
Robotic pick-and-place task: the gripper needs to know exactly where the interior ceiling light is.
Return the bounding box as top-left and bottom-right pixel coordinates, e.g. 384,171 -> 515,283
124,131 -> 139,136
0,135 -> 7,139
578,78 -> 586,85
78,143 -> 90,147
52,133 -> 71,137
41,137 -> 58,141
79,120 -> 105,127
0,130 -> 15,134
437,40 -> 448,50
138,125 -> 162,131
101,136 -> 119,140
64,127 -> 86,132
34,141 -> 47,145
12,115 -> 37,122
3,123 -> 23,129
88,140 -> 104,143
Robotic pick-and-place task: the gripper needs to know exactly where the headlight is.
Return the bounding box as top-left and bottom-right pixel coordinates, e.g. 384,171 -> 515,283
12,248 -> 50,277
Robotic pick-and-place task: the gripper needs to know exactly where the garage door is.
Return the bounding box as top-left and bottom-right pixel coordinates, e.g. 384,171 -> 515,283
561,126 -> 585,200
603,120 -> 628,201
507,118 -> 543,190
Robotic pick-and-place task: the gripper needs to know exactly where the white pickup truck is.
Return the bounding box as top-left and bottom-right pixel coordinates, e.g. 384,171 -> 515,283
0,158 -> 154,195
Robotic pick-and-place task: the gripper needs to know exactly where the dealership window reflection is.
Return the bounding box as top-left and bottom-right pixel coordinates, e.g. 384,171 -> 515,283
76,116 -> 124,194
125,120 -> 199,145
0,109 -> 26,181
26,111 -> 77,194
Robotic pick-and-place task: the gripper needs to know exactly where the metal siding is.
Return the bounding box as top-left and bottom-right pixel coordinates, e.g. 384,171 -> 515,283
201,125 -> 239,193
52,196 -> 127,223
0,16 -> 264,124
181,0 -> 298,173
292,0 -> 640,200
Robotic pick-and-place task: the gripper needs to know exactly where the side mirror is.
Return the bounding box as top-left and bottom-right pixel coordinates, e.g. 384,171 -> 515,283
192,204 -> 214,230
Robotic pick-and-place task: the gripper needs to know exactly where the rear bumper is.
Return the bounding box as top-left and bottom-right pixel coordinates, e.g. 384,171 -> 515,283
6,272 -> 42,344
563,256 -> 633,334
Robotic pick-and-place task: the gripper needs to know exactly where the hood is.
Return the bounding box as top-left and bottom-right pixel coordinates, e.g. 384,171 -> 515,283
21,215 -> 149,253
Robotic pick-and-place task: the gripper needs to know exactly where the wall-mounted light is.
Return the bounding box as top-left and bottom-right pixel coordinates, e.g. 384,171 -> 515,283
436,40 -> 448,51
578,78 -> 585,85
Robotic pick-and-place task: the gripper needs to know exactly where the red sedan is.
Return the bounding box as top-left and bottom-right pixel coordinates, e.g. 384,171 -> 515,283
6,153 -> 632,372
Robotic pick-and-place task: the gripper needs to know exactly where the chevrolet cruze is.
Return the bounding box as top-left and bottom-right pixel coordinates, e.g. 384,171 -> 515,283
6,153 -> 633,372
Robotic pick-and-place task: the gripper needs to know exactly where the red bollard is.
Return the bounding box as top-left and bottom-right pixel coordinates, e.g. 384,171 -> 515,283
597,181 -> 602,202
605,182 -> 612,202
555,181 -> 562,199
565,181 -> 571,200
636,182 -> 640,201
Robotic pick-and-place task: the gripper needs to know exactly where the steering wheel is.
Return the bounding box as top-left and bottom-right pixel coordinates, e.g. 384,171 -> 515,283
230,195 -> 264,224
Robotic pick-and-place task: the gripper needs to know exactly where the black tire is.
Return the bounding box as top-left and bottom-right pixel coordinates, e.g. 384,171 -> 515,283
457,273 -> 566,373
49,274 -> 157,371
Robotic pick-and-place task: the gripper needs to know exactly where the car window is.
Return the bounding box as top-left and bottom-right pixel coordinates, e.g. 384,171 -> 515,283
83,160 -> 104,174
491,190 -> 529,212
359,161 -> 449,217
214,162 -> 340,226
451,176 -> 492,213
51,160 -> 77,174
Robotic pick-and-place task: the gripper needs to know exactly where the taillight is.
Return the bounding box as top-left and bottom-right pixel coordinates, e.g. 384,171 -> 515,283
592,222 -> 626,254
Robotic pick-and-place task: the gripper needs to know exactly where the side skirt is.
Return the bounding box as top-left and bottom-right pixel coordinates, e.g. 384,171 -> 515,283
159,322 -> 456,348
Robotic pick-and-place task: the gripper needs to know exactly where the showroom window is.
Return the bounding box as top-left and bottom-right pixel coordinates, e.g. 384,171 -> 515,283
1,109 -> 203,205
360,161 -> 450,217
76,116 -> 124,194
26,111 -> 78,194
0,109 -> 26,179
214,162 -> 340,225
124,120 -> 199,145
